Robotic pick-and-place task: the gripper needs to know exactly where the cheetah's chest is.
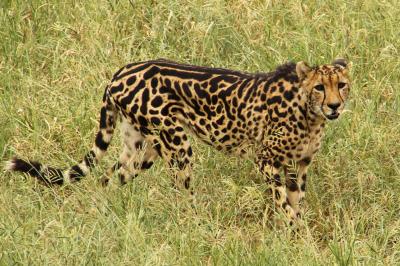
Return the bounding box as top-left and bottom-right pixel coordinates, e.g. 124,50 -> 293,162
298,129 -> 324,161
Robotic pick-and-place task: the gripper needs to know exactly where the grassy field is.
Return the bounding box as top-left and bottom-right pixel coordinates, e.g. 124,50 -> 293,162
1,0 -> 399,264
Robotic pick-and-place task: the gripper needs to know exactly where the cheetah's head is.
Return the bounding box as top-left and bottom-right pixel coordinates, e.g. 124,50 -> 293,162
296,59 -> 351,120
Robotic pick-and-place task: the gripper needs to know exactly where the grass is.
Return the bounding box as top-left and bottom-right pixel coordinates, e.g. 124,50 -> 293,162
1,0 -> 399,264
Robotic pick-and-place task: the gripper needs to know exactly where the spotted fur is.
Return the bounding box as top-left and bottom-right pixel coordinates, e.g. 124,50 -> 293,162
6,58 -> 351,223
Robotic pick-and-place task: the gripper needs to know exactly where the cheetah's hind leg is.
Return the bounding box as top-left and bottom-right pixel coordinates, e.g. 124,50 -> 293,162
101,120 -> 159,186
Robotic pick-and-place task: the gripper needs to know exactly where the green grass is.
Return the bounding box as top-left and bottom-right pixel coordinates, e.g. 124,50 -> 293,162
1,0 -> 400,264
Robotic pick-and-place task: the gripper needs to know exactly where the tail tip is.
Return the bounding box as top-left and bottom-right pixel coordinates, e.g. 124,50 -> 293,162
5,157 -> 18,171
4,157 -> 38,173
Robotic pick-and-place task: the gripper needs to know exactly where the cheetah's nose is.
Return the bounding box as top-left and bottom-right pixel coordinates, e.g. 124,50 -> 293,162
327,102 -> 340,111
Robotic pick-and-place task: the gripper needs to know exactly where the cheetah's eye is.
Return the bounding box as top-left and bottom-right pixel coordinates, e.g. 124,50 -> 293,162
314,84 -> 325,92
338,82 -> 347,89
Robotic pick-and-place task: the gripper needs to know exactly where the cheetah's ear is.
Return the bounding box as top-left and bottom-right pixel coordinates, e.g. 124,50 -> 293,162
296,61 -> 311,80
332,58 -> 348,69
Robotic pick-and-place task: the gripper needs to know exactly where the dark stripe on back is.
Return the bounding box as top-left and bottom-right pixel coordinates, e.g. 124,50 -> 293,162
115,63 -> 152,80
159,68 -> 212,81
152,60 -> 255,78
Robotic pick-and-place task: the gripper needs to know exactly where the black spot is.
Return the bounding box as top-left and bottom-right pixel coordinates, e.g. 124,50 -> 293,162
267,96 -> 282,105
273,161 -> 281,168
173,136 -> 181,145
151,117 -> 161,125
283,90 -> 294,101
297,121 -> 306,130
149,109 -> 159,115
141,161 -> 154,170
232,97 -> 238,107
211,95 -> 218,105
219,135 -> 230,143
184,177 -> 191,189
187,147 -> 193,156
95,131 -> 109,151
302,157 -> 311,165
151,96 -> 163,108
99,107 -> 107,129
194,83 -> 207,98
182,83 -> 192,98
131,104 -> 139,114
70,165 -> 84,181
143,66 -> 160,80
138,116 -> 148,127
216,116 -> 225,126
287,181 -> 298,192
119,173 -> 127,185
126,75 -> 136,86
209,76 -> 224,93
187,112 -> 196,120
110,83 -> 124,94
164,79 -> 171,88
203,105 -> 213,117
140,89 -> 150,115
151,78 -> 158,89
153,141 -> 162,156
226,121 -> 233,130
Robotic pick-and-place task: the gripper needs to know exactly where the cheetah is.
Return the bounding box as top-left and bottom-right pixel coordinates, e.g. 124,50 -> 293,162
6,58 -> 351,224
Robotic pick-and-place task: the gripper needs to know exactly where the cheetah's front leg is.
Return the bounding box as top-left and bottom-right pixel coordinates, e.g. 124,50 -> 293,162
257,156 -> 297,225
286,158 -> 311,218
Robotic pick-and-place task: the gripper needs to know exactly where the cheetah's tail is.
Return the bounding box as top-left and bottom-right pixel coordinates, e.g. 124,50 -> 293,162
5,87 -> 118,186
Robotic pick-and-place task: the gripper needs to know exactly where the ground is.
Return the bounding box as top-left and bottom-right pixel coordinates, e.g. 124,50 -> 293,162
0,0 -> 399,265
